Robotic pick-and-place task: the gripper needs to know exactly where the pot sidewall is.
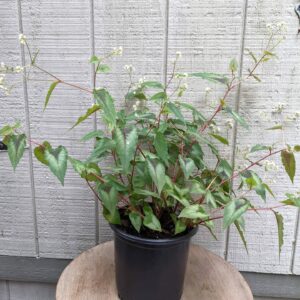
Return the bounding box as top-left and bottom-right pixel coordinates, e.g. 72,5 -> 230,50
111,225 -> 198,300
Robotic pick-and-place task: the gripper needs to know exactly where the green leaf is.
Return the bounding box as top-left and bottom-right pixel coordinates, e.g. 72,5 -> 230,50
71,104 -> 101,129
179,204 -> 208,219
179,102 -> 206,124
103,207 -> 121,225
0,122 -> 21,137
281,193 -> 300,207
81,130 -> 104,142
209,134 -> 229,145
44,81 -> 60,111
69,157 -> 101,182
7,134 -> 26,170
246,49 -> 258,63
90,55 -> 101,64
223,199 -> 250,229
224,106 -> 249,129
94,89 -> 117,130
45,146 -> 68,185
273,211 -> 284,255
126,90 -> 147,101
129,211 -> 142,232
217,159 -> 233,178
146,160 -> 166,195
229,58 -> 238,72
267,124 -> 283,130
154,132 -> 169,165
281,150 -> 296,183
88,138 -> 115,162
114,127 -> 138,174
143,204 -> 162,232
234,220 -> 248,254
99,188 -> 121,225
251,73 -> 261,82
294,145 -> 300,152
205,190 -> 217,208
188,72 -> 229,85
250,144 -> 270,153
96,64 -> 110,73
142,81 -> 164,89
34,141 -> 52,166
175,219 -> 187,235
166,102 -> 185,124
150,91 -> 167,101
264,183 -> 275,198
179,155 -> 196,180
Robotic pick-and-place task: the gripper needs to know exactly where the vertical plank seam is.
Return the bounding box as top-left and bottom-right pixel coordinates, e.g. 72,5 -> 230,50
16,0 -> 40,258
5,281 -> 10,300
291,208 -> 300,273
89,0 -> 99,245
163,0 -> 170,85
224,0 -> 249,260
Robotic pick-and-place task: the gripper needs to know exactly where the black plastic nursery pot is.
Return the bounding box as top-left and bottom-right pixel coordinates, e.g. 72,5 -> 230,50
110,224 -> 198,300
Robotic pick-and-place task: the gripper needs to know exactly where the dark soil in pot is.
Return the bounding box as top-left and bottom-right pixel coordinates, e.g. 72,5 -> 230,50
111,224 -> 198,300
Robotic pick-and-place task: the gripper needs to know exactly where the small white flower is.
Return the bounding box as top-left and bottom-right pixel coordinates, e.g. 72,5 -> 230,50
135,100 -> 141,106
182,73 -> 188,78
176,51 -> 182,59
0,62 -> 5,69
15,66 -> 23,73
263,160 -> 279,172
138,77 -> 146,85
209,124 -> 220,134
225,119 -> 234,129
276,21 -> 287,31
273,102 -> 286,113
205,87 -> 212,93
132,104 -> 137,111
19,33 -> 27,45
266,23 -> 273,30
0,74 -> 5,84
182,83 -> 188,89
112,46 -> 123,56
124,64 -> 134,72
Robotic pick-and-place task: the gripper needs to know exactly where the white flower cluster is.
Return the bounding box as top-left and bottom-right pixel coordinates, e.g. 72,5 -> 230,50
19,33 -> 27,45
205,87 -> 213,93
112,46 -> 123,56
176,51 -> 182,59
266,21 -> 287,34
178,83 -> 188,97
175,72 -> 188,79
124,64 -> 135,73
132,100 -> 145,112
273,102 -> 286,113
225,119 -> 234,129
263,160 -> 279,172
208,124 -> 220,134
0,74 -> 9,95
285,111 -> 300,122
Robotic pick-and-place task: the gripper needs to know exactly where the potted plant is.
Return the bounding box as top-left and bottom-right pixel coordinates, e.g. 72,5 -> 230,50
1,23 -> 299,300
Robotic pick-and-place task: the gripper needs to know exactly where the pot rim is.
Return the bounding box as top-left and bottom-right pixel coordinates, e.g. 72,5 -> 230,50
110,224 -> 198,246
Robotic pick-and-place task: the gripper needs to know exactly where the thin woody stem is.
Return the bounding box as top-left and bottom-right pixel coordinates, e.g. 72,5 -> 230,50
198,204 -> 288,225
33,65 -> 93,94
218,148 -> 285,188
86,180 -> 103,206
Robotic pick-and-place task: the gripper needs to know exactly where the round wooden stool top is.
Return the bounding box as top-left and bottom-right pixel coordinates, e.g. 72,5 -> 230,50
56,241 -> 253,300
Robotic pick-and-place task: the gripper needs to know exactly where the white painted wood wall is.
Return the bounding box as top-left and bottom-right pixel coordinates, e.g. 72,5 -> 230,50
0,0 -> 300,276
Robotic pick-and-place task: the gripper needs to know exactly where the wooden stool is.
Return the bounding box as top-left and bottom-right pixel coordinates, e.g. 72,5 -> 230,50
56,241 -> 253,300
